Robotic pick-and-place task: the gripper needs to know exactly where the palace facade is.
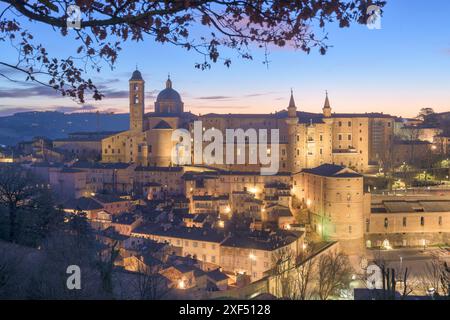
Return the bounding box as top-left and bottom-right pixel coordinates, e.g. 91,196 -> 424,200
101,70 -> 395,174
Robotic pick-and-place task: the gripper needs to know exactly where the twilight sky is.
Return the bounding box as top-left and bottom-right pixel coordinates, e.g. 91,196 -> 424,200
0,0 -> 449,118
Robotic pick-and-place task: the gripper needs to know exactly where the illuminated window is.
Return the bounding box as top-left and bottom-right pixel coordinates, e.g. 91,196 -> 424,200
384,218 -> 389,228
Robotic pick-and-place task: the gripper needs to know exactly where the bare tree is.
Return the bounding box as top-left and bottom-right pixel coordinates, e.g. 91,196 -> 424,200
294,249 -> 315,300
372,255 -> 416,300
316,251 -> 353,300
131,260 -> 171,300
0,165 -> 45,243
0,247 -> 20,297
420,254 -> 450,298
97,240 -> 120,297
270,247 -> 297,299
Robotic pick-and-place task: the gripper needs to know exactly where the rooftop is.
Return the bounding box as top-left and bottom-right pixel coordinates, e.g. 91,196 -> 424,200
72,161 -> 132,170
300,163 -> 362,178
132,224 -> 226,243
372,200 -> 450,214
221,230 -> 302,251
64,197 -> 103,211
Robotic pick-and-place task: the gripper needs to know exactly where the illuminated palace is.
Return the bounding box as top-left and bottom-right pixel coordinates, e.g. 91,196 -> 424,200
101,69 -> 395,174
95,70 -> 450,255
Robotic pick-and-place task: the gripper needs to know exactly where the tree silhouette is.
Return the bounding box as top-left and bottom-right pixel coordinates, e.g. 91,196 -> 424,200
0,0 -> 385,102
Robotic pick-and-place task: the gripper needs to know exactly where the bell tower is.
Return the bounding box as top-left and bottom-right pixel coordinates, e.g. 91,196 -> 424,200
129,68 -> 145,132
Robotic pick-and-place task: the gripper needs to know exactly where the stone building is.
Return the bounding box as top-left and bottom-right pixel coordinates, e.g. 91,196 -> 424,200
293,164 -> 367,254
101,70 -> 396,174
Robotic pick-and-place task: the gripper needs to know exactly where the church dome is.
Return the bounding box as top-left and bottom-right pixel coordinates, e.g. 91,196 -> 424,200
156,76 -> 181,102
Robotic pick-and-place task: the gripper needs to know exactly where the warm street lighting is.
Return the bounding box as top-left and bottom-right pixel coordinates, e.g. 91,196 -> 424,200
178,279 -> 186,289
249,253 -> 257,261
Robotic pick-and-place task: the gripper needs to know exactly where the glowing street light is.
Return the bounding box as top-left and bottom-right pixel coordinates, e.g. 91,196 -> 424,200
249,253 -> 257,261
178,279 -> 186,289
249,187 -> 257,194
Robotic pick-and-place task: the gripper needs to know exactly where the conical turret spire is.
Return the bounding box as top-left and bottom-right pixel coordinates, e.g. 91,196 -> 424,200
324,90 -> 331,108
289,88 -> 296,109
323,90 -> 332,117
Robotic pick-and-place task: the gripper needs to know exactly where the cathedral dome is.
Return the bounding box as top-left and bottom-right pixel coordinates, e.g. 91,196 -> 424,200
156,76 -> 181,102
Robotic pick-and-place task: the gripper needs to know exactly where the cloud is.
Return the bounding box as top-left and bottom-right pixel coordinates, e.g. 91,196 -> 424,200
196,95 -> 234,100
0,84 -> 56,98
193,105 -> 248,109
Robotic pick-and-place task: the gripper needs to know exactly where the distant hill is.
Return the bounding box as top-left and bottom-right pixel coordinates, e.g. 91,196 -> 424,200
0,111 -> 129,146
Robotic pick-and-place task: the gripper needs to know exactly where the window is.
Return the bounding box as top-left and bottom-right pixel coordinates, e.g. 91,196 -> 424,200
366,219 -> 370,233
349,226 -> 352,234
193,241 -> 198,248
439,216 -> 443,226
348,134 -> 352,140
420,217 -> 425,226
211,256 -> 216,263
348,121 -> 352,127
384,218 -> 389,228
338,134 -> 342,141
338,121 -> 342,127
320,135 -> 323,141
403,217 -> 407,227
296,135 -> 300,142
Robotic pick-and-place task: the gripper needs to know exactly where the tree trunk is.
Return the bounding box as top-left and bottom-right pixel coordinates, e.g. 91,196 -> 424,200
8,203 -> 17,243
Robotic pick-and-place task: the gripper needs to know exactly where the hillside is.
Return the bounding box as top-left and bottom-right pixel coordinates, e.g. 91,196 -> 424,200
0,111 -> 129,146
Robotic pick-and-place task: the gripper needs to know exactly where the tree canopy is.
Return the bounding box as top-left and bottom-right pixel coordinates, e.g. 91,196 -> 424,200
0,0 -> 385,103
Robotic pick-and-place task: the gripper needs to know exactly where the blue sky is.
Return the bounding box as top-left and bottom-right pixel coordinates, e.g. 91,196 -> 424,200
0,0 -> 449,117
